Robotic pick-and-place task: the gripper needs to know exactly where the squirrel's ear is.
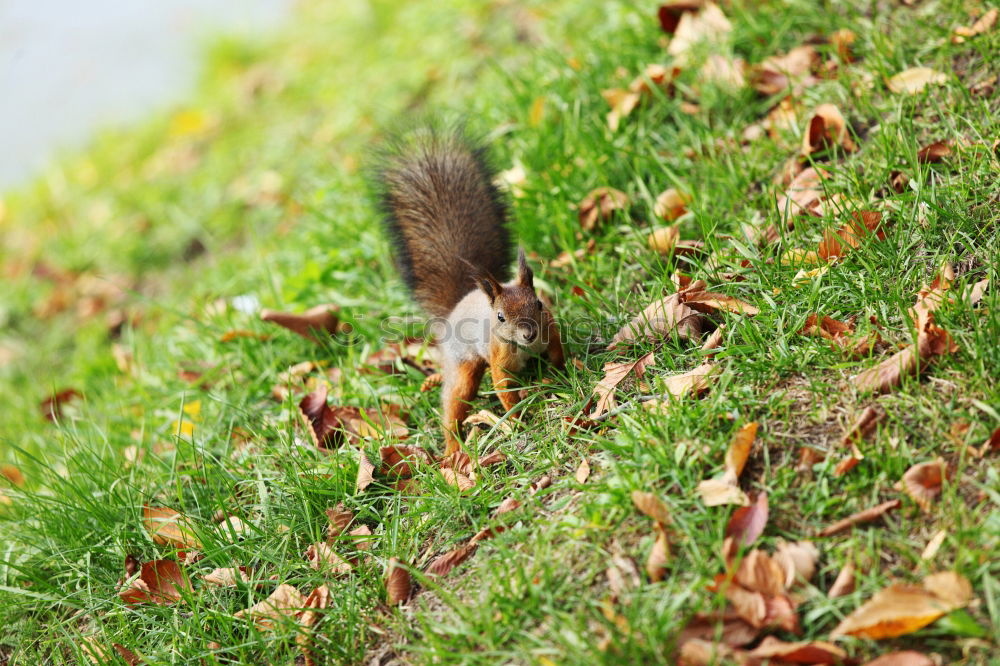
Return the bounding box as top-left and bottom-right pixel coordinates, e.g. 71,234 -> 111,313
464,259 -> 503,304
516,247 -> 534,288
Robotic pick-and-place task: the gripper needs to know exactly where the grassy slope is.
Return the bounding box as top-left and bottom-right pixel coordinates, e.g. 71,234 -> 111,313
1,0 -> 998,663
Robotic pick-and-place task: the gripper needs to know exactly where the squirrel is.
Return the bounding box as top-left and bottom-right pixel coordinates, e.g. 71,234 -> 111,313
371,128 -> 564,454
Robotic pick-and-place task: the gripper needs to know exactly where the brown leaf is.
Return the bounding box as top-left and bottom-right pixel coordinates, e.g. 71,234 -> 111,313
260,304 -> 341,343
902,459 -> 948,512
653,362 -> 719,406
887,67 -> 947,95
235,584 -> 306,629
910,262 -> 954,331
575,457 -> 591,483
529,475 -> 551,494
746,636 -> 846,663
202,566 -> 250,587
385,558 -> 412,605
495,497 -> 521,516
305,543 -> 353,574
678,610 -> 759,649
696,423 -> 757,506
680,287 -> 759,315
550,238 -> 596,269
668,3 -> 732,64
463,409 -> 513,435
143,505 -> 201,549
379,445 -> 432,477
426,543 -> 478,577
297,585 -> 331,666
734,550 -> 786,598
701,325 -> 725,352
608,296 -> 702,349
829,560 -> 856,598
699,54 -> 746,89
841,405 -> 885,447
818,499 -> 901,536
863,652 -> 935,666
589,351 -> 656,418
773,540 -> 819,588
830,28 -> 856,62
952,7 -> 998,42
326,502 -> 354,540
851,322 -> 957,394
578,187 -> 628,231
678,638 -> 736,666
120,559 -> 191,605
648,225 -> 680,254
631,491 -> 672,526
818,211 -> 885,261
646,526 -> 671,582
968,277 -> 990,306
653,188 -> 691,221
440,468 -> 475,492
657,1 -> 703,34
725,492 -> 769,546
802,103 -> 856,155
1,464 -> 24,486
831,571 -> 972,639
916,140 -> 952,164
775,166 -> 828,220
298,385 -> 409,451
40,388 -> 82,421
356,451 -> 376,492
750,45 -> 819,96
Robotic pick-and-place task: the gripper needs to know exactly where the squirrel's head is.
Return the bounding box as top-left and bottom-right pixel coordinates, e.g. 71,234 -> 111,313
470,248 -> 545,347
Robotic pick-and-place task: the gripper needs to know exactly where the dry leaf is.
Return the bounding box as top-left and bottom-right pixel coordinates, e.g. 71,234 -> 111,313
819,499 -> 901,536
426,543 -> 478,577
901,459 -> 948,512
143,505 -> 201,549
751,45 -> 818,96
575,458 -> 591,483
841,405 -> 885,447
578,187 -> 628,231
916,140 -> 952,164
818,211 -> 885,261
529,475 -> 551,494
260,304 -> 341,343
297,585 -> 331,666
356,451 -> 376,492
968,277 -> 990,306
678,610 -> 759,649
696,422 -> 757,507
305,543 -> 353,574
235,584 -> 306,629
773,540 -> 819,588
120,559 -> 191,605
299,385 -> 408,450
829,560 -> 856,598
441,468 -> 475,492
202,567 -> 250,587
654,362 -> 719,405
921,530 -> 947,561
668,3 -> 732,64
646,527 -> 671,582
40,388 -> 82,422
910,263 -> 954,330
379,445 -> 432,477
648,225 -> 680,254
631,491 -> 672,526
678,638 -> 736,666
589,351 -> 656,417
831,571 -> 972,638
952,7 -> 998,43
830,28 -> 856,62
657,1 -> 704,34
551,238 -> 596,269
699,54 -> 746,89
654,188 -> 691,221
851,322 -> 956,394
725,492 -> 769,546
887,67 -> 947,95
1,465 -> 24,486
463,409 -> 514,435
495,497 -> 521,516
701,326 -> 725,352
863,652 -> 935,666
775,166 -> 828,221
385,558 -> 412,606
746,636 -> 846,663
802,103 -> 856,155
609,296 -> 701,349
680,285 -> 759,315
326,503 -> 353,540
420,372 -> 443,392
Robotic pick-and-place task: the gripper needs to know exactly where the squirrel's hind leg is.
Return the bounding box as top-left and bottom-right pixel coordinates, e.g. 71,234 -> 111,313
442,357 -> 487,456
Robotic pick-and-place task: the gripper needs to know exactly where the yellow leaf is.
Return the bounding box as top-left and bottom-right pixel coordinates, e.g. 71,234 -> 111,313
529,96 -> 546,127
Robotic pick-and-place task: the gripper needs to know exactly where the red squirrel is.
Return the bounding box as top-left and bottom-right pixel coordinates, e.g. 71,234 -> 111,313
372,128 -> 564,454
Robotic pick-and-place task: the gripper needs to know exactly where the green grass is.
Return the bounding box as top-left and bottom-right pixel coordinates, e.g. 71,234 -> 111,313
1,0 -> 998,663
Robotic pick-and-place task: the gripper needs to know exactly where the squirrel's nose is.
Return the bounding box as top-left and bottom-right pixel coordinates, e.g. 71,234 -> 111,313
521,326 -> 537,342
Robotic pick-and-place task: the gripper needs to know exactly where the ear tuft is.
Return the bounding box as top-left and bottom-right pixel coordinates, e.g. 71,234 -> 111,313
463,258 -> 502,304
517,247 -> 534,288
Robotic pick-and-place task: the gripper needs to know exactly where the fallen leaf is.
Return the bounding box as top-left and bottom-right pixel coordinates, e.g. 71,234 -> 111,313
819,499 -> 901,536
202,566 -> 250,587
326,503 -> 354,540
297,585 -> 331,666
901,459 -> 948,512
701,326 -> 725,352
608,295 -> 702,349
603,64 -> 680,130
699,54 -> 746,89
654,188 -> 691,221
631,491 -> 672,526
120,559 -> 191,605
841,405 -> 885,447
578,187 -> 628,231
575,458 -> 591,483
773,540 -> 819,588
678,638 -> 736,666
818,211 -> 885,261
648,225 -> 680,254
529,475 -> 551,494
775,166 -> 828,221
606,551 -> 642,600
802,103 -> 856,155
40,388 -> 82,422
260,304 -> 341,343
850,322 -> 957,394
646,527 -> 671,582
747,636 -> 846,663
830,28 -> 856,62
420,372 -> 443,392
589,351 -> 656,418
441,468 -> 475,492
921,530 -> 947,561
299,384 -> 408,450
680,286 -> 759,315
550,238 -> 596,269
1,464 -> 24,486
143,505 -> 201,549
887,67 -> 947,95
917,140 -> 952,164
356,451 -> 376,492
463,409 -> 514,435
862,651 -> 935,666
968,277 -> 990,306
678,610 -> 759,649
725,492 -> 769,546
657,1 -> 703,34
385,558 -> 412,605
426,543 -> 478,577
235,584 -> 306,629
750,45 -> 819,96
379,445 -> 432,477
697,423 -> 757,507
952,7 -> 998,43
652,362 -> 719,406
831,571 -> 972,639
829,560 -> 856,598
668,3 -> 732,64
305,543 -> 353,574
910,263 -> 954,330
495,498 -> 521,516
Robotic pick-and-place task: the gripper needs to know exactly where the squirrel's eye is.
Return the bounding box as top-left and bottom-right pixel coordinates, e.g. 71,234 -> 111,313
497,311 -> 505,322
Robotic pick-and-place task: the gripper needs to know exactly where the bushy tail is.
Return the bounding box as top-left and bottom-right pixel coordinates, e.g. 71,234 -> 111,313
370,127 -> 512,318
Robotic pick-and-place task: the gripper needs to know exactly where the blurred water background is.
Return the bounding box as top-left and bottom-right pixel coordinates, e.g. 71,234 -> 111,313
0,0 -> 290,190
